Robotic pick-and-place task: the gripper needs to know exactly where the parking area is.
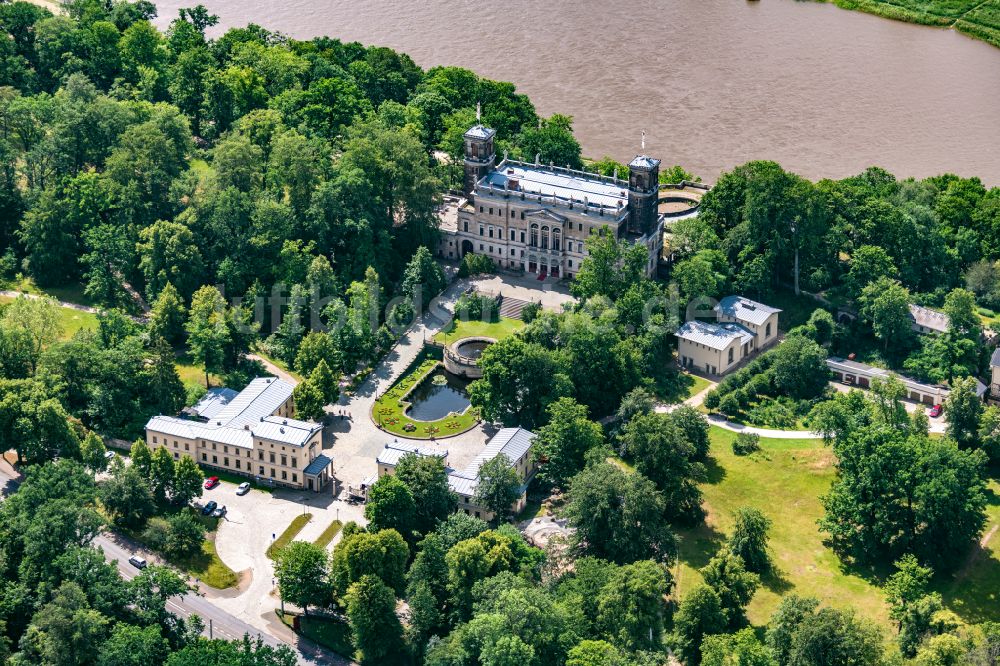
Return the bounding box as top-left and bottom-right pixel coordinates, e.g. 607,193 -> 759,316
197,478 -> 365,627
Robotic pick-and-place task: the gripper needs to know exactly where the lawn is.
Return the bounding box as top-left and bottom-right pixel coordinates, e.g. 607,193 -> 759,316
277,611 -> 353,659
1,276 -> 96,307
313,519 -> 343,549
0,295 -> 99,341
432,315 -> 524,345
674,427 -> 1000,630
175,353 -> 223,394
371,354 -> 480,440
267,513 -> 313,559
174,533 -> 239,589
681,373 -> 713,400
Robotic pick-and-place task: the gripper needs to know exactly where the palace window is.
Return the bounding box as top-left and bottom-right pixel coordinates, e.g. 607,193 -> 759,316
488,227 -> 493,238
463,220 -> 468,232
530,224 -> 539,247
479,226 -> 484,236
509,228 -> 515,241
541,226 -> 549,250
552,228 -> 561,251
520,212 -> 525,220
520,231 -> 525,243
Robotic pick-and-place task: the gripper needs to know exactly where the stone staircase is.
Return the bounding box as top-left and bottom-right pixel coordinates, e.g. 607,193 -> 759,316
498,295 -> 533,320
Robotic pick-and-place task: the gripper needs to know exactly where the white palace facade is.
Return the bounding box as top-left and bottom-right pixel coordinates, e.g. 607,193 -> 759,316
437,123 -> 664,280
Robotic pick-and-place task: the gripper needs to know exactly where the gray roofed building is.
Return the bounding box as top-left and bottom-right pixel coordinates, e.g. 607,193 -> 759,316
186,387 -> 238,420
909,304 -> 950,335
992,347 -> 1000,368
212,377 -> 295,429
628,155 -> 661,170
715,296 -> 782,327
254,416 -> 323,447
675,320 -> 754,351
827,357 -> 987,402
144,376 -> 331,491
448,427 -> 535,497
376,441 -> 447,468
464,124 -> 496,140
482,162 -> 629,210
372,427 -> 538,520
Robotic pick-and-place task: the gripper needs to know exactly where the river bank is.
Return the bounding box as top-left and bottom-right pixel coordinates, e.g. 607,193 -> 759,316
830,0 -> 1000,48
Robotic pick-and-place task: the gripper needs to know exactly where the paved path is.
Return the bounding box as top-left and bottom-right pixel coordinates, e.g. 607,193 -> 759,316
327,278 -> 492,487
248,353 -> 300,386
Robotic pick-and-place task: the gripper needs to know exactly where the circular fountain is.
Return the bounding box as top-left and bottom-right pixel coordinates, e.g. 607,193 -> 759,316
444,336 -> 497,379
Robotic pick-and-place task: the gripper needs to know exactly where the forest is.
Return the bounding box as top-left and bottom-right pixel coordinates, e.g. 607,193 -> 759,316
1,1 -> 1000,665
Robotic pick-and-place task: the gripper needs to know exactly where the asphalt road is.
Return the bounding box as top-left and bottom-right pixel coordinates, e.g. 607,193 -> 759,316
93,534 -> 348,665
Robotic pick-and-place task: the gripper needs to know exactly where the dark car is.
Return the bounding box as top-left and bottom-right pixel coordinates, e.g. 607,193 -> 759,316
929,404 -> 943,418
204,476 -> 219,489
201,500 -> 218,516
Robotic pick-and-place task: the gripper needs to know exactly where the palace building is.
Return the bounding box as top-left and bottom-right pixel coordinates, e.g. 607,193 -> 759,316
437,123 -> 664,280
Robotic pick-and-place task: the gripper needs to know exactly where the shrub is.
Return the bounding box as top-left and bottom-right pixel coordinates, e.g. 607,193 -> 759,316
704,390 -> 721,410
719,393 -> 741,417
732,432 -> 761,456
457,253 -> 495,277
454,293 -> 499,322
746,397 -> 796,429
142,517 -> 171,551
521,301 -> 542,323
165,511 -> 206,559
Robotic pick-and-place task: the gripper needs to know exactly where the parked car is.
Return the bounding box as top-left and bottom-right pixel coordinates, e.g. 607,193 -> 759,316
201,500 -> 218,516
128,556 -> 147,569
104,450 -> 116,460
929,404 -> 943,418
204,476 -> 219,489
236,482 -> 251,496
211,505 -> 227,518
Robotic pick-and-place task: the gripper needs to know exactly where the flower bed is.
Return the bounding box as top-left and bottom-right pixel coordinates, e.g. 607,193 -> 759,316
370,352 -> 481,439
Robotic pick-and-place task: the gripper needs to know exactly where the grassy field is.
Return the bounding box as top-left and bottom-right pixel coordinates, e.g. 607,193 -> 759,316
176,532 -> 239,589
0,295 -> 99,341
674,427 -> 1000,630
681,373 -> 713,400
313,519 -> 343,549
277,611 -> 353,659
175,354 -> 223,394
2,276 -> 97,307
371,355 -> 480,439
267,513 -> 313,559
830,0 -> 1000,48
432,316 -> 524,345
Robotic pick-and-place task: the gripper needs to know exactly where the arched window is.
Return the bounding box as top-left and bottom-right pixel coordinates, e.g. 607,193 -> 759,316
541,226 -> 549,250
530,224 -> 539,247
552,228 -> 561,251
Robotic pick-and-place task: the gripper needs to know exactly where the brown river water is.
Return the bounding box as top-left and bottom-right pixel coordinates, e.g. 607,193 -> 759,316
154,0 -> 1000,184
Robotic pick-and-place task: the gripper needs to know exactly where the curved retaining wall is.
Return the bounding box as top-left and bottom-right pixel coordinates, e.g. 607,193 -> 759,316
443,337 -> 496,379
